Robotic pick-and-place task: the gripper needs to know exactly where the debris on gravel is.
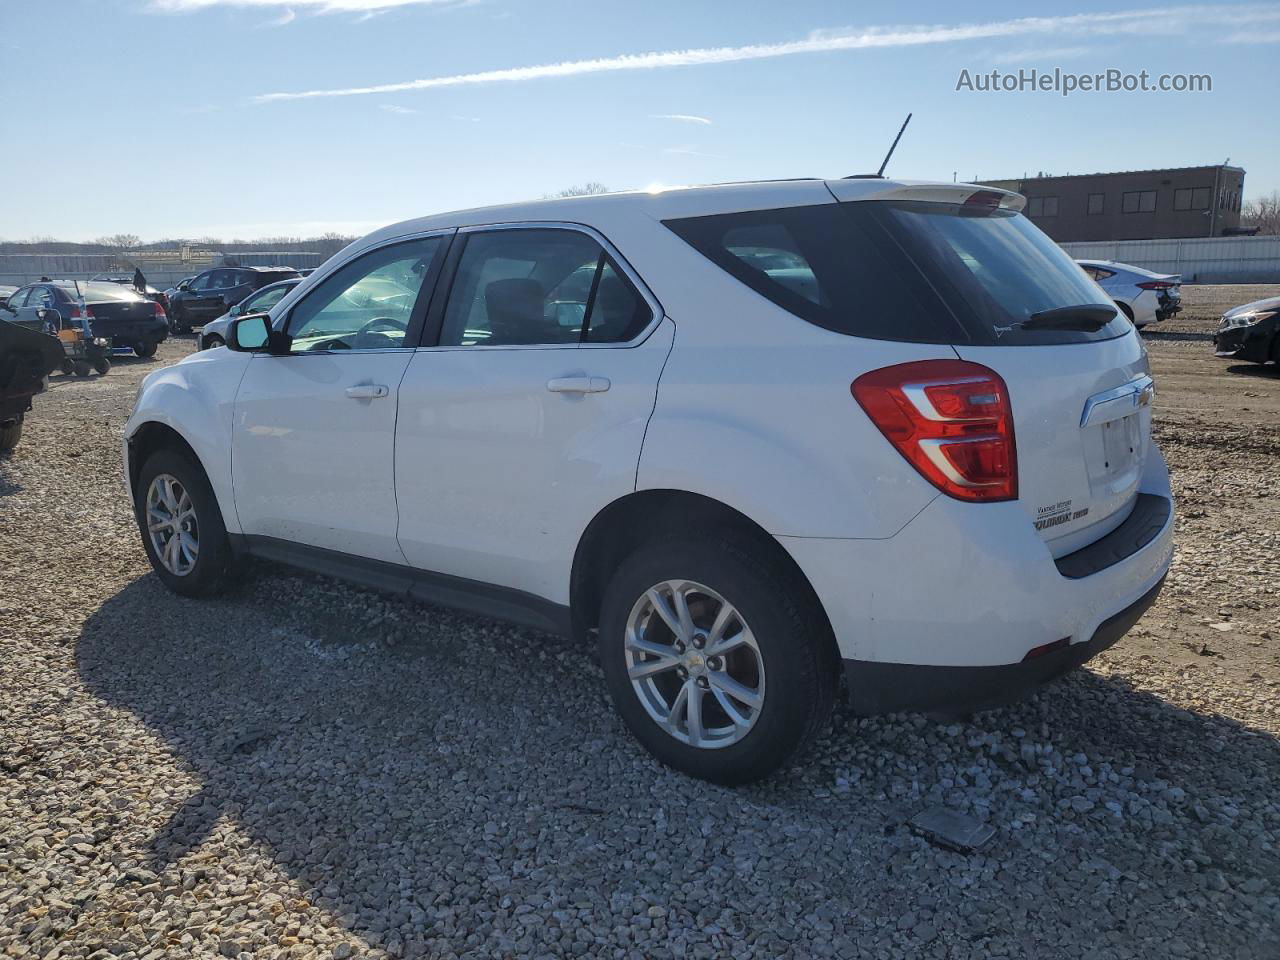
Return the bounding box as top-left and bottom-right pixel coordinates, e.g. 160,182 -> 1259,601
2,315 -> 1278,959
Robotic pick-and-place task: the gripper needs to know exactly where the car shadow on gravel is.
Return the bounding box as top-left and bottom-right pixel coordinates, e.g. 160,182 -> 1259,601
76,575 -> 1280,958
1224,363 -> 1280,379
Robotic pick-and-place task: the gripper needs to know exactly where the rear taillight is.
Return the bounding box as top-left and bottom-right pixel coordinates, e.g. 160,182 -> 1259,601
851,360 -> 1018,502
152,301 -> 167,320
68,306 -> 95,320
1136,280 -> 1175,290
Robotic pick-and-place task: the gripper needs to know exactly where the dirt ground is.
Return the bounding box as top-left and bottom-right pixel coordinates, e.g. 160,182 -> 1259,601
1112,285 -> 1280,696
1,285 -> 1278,959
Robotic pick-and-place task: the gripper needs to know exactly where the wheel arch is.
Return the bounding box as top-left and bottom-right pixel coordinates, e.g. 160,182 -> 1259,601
127,421 -> 204,500
569,489 -> 838,659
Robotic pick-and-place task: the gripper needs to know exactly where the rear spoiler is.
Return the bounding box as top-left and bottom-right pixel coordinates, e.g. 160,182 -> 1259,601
827,180 -> 1027,213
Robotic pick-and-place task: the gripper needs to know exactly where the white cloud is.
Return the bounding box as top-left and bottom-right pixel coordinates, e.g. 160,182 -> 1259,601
252,5 -> 1280,102
152,0 -> 459,10
265,7 -> 295,25
379,103 -> 417,114
653,113 -> 713,125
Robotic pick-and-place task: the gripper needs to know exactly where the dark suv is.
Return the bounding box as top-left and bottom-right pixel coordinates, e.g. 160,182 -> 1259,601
167,266 -> 300,333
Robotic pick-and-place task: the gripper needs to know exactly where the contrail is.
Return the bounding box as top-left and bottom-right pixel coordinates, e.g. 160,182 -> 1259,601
252,5 -> 1280,103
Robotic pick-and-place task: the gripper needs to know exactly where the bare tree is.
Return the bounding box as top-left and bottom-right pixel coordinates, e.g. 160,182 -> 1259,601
546,182 -> 610,199
95,233 -> 142,250
1241,191 -> 1280,235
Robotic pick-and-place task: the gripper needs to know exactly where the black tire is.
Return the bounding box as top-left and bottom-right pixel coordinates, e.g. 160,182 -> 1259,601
0,415 -> 22,453
135,340 -> 158,358
134,448 -> 233,597
93,357 -> 111,376
73,361 -> 91,377
203,334 -> 224,350
598,536 -> 837,785
60,359 -> 74,375
1117,302 -> 1136,326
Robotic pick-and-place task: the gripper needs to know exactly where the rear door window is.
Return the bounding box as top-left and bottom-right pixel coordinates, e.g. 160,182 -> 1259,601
664,201 -> 1129,346
438,229 -> 651,347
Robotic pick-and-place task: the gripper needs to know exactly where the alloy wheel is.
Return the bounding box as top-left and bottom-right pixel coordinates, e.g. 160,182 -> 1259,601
624,579 -> 765,749
146,473 -> 199,576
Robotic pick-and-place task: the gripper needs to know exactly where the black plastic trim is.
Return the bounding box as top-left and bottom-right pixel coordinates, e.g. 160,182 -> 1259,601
843,575 -> 1165,716
1054,493 -> 1171,579
229,534 -> 571,636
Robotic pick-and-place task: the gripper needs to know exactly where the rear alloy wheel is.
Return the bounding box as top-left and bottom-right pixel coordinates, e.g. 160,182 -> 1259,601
599,537 -> 836,784
135,449 -> 232,597
623,580 -> 765,749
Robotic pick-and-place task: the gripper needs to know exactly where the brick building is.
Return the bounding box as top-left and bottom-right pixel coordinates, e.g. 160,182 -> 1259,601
977,165 -> 1246,242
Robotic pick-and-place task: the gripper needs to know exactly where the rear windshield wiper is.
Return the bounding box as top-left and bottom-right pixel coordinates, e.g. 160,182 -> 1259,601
993,304 -> 1118,336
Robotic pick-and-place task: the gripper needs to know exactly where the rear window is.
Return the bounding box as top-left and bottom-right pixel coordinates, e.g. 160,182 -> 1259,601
664,201 -> 1130,346
56,282 -> 143,302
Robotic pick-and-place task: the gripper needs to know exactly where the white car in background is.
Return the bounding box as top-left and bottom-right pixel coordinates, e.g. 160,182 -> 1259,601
199,278 -> 302,349
1077,260 -> 1182,328
123,179 -> 1174,784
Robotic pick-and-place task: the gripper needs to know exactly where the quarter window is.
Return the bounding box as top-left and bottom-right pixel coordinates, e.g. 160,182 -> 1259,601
438,229 -> 651,347
285,236 -> 442,352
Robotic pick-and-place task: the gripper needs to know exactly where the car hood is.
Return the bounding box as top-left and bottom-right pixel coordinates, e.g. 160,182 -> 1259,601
1223,295 -> 1280,319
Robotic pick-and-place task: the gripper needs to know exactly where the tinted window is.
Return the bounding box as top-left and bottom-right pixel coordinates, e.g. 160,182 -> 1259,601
285,237 -> 441,352
209,270 -> 238,290
188,272 -> 213,292
243,283 -> 295,313
28,286 -> 56,309
439,229 -> 650,347
665,201 -> 1128,346
66,282 -> 143,302
7,288 -> 31,309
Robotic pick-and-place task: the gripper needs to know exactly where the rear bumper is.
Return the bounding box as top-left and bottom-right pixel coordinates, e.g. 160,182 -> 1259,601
99,322 -> 169,345
843,575 -> 1164,714
778,446 -> 1174,710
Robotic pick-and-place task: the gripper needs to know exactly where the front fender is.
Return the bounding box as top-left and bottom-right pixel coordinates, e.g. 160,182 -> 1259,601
124,349 -> 252,534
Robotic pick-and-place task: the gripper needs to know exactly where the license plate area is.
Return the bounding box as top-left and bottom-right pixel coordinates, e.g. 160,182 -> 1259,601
1084,412 -> 1143,496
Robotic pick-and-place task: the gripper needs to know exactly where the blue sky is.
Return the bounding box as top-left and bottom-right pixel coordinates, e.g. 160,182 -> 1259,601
2,0 -> 1278,241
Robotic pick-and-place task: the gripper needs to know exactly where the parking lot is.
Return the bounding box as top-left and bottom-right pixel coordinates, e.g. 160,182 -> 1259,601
1,285 -> 1277,959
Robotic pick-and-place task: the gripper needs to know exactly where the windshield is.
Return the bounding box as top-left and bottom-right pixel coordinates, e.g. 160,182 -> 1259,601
664,201 -> 1129,346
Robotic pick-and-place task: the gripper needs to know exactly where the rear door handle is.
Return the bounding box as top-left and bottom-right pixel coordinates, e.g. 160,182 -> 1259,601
547,376 -> 610,394
345,384 -> 389,399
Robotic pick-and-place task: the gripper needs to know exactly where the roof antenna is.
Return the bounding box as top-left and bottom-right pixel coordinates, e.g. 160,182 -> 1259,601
876,112 -> 912,177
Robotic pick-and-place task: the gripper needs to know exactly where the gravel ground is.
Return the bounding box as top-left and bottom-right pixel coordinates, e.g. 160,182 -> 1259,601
2,298 -> 1278,959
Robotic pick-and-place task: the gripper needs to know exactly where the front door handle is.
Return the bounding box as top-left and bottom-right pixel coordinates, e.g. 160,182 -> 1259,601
345,384 -> 389,399
547,376 -> 610,394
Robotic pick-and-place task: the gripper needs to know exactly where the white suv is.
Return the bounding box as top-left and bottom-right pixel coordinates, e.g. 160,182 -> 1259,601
124,179 -> 1174,784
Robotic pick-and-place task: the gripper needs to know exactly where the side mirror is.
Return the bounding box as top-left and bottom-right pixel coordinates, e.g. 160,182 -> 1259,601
229,304 -> 241,317
227,314 -> 273,352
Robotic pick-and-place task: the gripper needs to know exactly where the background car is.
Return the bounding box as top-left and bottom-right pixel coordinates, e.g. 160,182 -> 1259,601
167,266 -> 300,333
2,281 -> 168,357
90,274 -> 171,312
1214,294 -> 1280,365
1078,259 -> 1182,328
199,278 -> 301,349
0,285 -> 18,303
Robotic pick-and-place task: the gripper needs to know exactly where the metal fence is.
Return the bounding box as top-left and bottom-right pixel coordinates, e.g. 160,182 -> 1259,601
0,251 -> 327,289
1060,236 -> 1280,283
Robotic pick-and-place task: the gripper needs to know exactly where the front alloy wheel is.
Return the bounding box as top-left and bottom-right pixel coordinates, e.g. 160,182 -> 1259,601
625,580 -> 765,749
146,473 -> 199,576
